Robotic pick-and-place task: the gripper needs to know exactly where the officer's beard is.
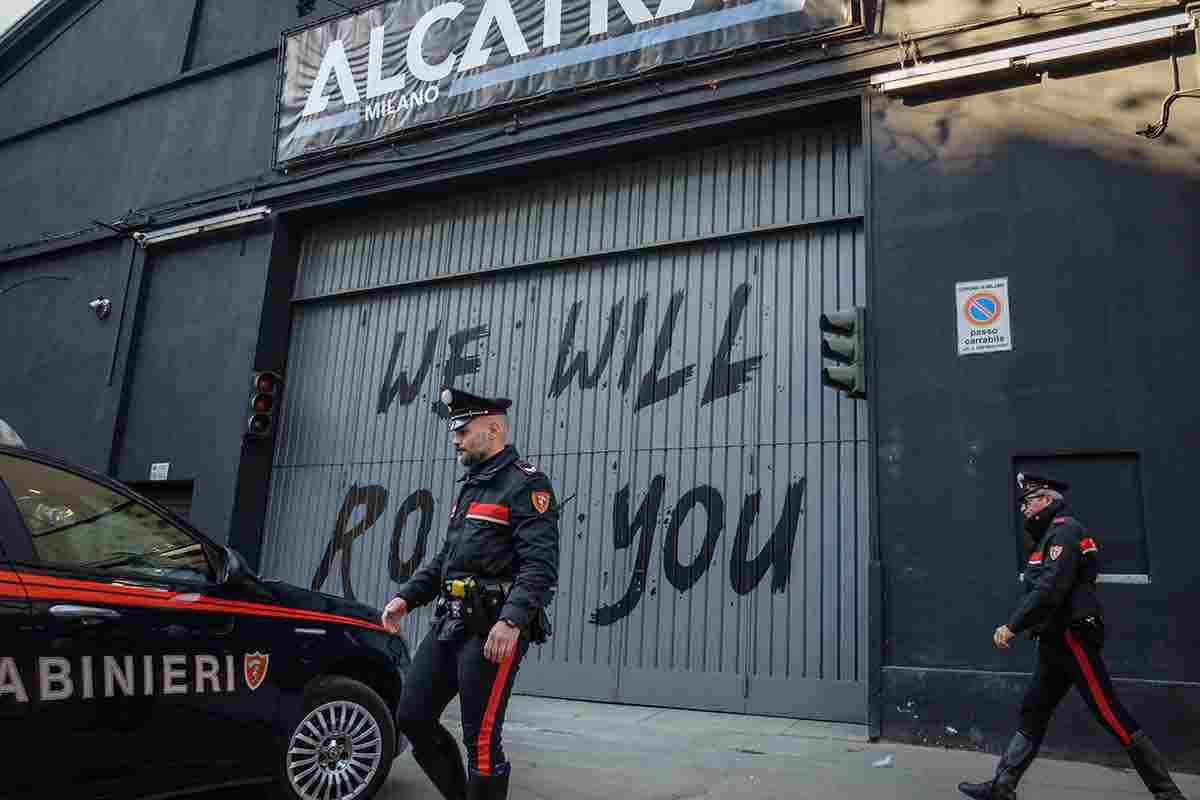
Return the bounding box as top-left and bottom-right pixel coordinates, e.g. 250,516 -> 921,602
456,432 -> 487,468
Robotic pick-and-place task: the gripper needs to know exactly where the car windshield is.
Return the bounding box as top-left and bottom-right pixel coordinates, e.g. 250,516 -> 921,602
0,453 -> 213,583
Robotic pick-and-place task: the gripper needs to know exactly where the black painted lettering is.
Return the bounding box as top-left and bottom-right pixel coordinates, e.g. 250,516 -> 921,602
589,476 -> 666,626
311,484 -> 389,601
431,325 -> 491,417
548,299 -> 625,397
662,486 -> 725,593
377,325 -> 440,414
730,478 -> 805,595
634,291 -> 695,412
389,489 -> 435,583
701,283 -> 763,406
618,295 -> 650,393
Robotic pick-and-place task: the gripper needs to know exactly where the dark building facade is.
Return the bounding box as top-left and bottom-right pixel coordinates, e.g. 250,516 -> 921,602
1,0 -> 1197,770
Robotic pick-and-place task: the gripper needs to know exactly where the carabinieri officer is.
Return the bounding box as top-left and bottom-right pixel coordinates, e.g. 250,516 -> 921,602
382,387 -> 560,800
958,473 -> 1186,800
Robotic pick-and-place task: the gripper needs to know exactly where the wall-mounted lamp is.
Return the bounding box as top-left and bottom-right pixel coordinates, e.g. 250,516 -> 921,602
88,297 -> 112,320
131,206 -> 272,248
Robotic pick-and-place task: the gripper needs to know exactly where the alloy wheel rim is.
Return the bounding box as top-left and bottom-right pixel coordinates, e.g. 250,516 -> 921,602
287,700 -> 382,800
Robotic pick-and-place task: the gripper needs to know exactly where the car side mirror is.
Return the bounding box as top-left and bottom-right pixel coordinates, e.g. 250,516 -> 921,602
218,546 -> 258,588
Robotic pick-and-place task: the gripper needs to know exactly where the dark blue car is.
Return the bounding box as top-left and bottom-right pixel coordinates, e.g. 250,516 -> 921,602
0,445 -> 411,800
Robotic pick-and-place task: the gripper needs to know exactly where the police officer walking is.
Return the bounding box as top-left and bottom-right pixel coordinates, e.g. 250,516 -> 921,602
381,387 -> 559,800
958,473 -> 1187,800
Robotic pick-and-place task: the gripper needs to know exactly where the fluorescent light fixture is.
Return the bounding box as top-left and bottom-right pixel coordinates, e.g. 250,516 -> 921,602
1020,26 -> 1178,65
132,206 -> 272,247
878,60 -> 1011,92
873,12 -> 1189,93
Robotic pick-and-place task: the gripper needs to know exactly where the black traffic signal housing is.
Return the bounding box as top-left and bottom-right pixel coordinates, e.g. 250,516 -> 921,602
820,307 -> 866,398
297,0 -> 317,16
247,371 -> 283,439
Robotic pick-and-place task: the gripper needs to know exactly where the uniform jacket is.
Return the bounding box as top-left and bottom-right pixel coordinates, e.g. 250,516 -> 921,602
396,445 -> 560,633
1008,503 -> 1103,637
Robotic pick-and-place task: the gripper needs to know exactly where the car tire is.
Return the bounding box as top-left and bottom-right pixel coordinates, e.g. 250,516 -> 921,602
271,675 -> 396,800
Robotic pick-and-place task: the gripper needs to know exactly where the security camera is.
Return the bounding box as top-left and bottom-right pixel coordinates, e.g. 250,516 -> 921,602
88,297 -> 112,320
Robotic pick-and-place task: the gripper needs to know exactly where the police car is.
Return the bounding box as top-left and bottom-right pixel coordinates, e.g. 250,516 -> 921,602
0,445 -> 411,800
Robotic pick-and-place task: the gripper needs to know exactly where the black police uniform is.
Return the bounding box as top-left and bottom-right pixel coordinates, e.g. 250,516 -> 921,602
959,474 -> 1186,800
393,388 -> 560,800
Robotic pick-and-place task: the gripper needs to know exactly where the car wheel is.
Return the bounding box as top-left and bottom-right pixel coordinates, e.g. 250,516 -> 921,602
272,676 -> 396,800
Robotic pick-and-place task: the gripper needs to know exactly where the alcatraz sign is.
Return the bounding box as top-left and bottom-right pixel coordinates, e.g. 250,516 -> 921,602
275,0 -> 854,163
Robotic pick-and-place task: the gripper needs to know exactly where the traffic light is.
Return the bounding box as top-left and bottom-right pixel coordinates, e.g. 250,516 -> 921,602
247,371 -> 283,439
820,307 -> 866,398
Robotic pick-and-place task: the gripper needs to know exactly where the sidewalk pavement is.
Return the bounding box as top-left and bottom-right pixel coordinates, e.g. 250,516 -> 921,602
379,695 -> 1199,800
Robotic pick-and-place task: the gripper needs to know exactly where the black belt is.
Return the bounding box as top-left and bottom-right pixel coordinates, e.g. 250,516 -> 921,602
440,577 -> 512,598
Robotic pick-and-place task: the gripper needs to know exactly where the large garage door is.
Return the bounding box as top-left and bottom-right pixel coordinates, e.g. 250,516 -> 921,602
259,118 -> 869,722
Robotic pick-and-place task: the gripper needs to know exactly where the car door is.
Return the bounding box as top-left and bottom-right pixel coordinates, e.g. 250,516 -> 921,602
0,450 -> 281,796
0,472 -> 36,797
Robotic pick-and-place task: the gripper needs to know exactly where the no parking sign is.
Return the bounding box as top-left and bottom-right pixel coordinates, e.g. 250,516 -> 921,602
956,277 -> 1012,355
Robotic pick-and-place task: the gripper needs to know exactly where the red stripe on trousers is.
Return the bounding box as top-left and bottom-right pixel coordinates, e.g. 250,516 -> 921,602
476,649 -> 516,775
1064,630 -> 1133,746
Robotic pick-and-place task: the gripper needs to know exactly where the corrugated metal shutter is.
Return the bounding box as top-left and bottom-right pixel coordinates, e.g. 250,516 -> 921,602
261,119 -> 868,721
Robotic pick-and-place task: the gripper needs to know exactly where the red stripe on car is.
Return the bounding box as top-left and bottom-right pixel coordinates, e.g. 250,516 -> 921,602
11,571 -> 386,632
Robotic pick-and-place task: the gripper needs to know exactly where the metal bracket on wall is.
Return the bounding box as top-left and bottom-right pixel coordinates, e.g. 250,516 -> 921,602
1136,4 -> 1200,138
1190,3 -> 1200,82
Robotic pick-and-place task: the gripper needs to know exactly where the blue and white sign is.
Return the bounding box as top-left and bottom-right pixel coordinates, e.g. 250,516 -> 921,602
275,0 -> 856,163
956,277 -> 1012,355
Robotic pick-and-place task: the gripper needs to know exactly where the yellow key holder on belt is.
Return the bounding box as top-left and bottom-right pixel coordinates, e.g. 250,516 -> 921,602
445,577 -> 478,599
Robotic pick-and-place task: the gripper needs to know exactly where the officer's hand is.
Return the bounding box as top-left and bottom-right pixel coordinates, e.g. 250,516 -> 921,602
382,597 -> 408,634
994,624 -> 1015,649
484,620 -> 520,664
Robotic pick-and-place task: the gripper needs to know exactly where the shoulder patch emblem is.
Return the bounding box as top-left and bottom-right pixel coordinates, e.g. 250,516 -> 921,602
1049,545 -> 1064,561
532,491 -> 551,514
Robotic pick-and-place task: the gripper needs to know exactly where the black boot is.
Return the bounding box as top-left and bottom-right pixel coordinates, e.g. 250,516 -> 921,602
1126,731 -> 1188,800
958,731 -> 1039,800
410,722 -> 468,800
467,765 -> 511,800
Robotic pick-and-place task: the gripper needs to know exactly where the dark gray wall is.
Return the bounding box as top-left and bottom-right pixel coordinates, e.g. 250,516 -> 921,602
115,228 -> 273,544
0,57 -> 278,249
0,0 -> 195,140
0,240 -> 133,472
0,0 -> 310,252
871,54 -> 1200,768
185,0 -> 295,70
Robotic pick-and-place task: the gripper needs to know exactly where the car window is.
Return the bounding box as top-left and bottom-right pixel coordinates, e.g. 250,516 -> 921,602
0,454 -> 213,584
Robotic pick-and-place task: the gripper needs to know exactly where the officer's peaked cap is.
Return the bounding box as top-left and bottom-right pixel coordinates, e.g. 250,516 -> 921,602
1016,472 -> 1070,501
442,387 -> 511,431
